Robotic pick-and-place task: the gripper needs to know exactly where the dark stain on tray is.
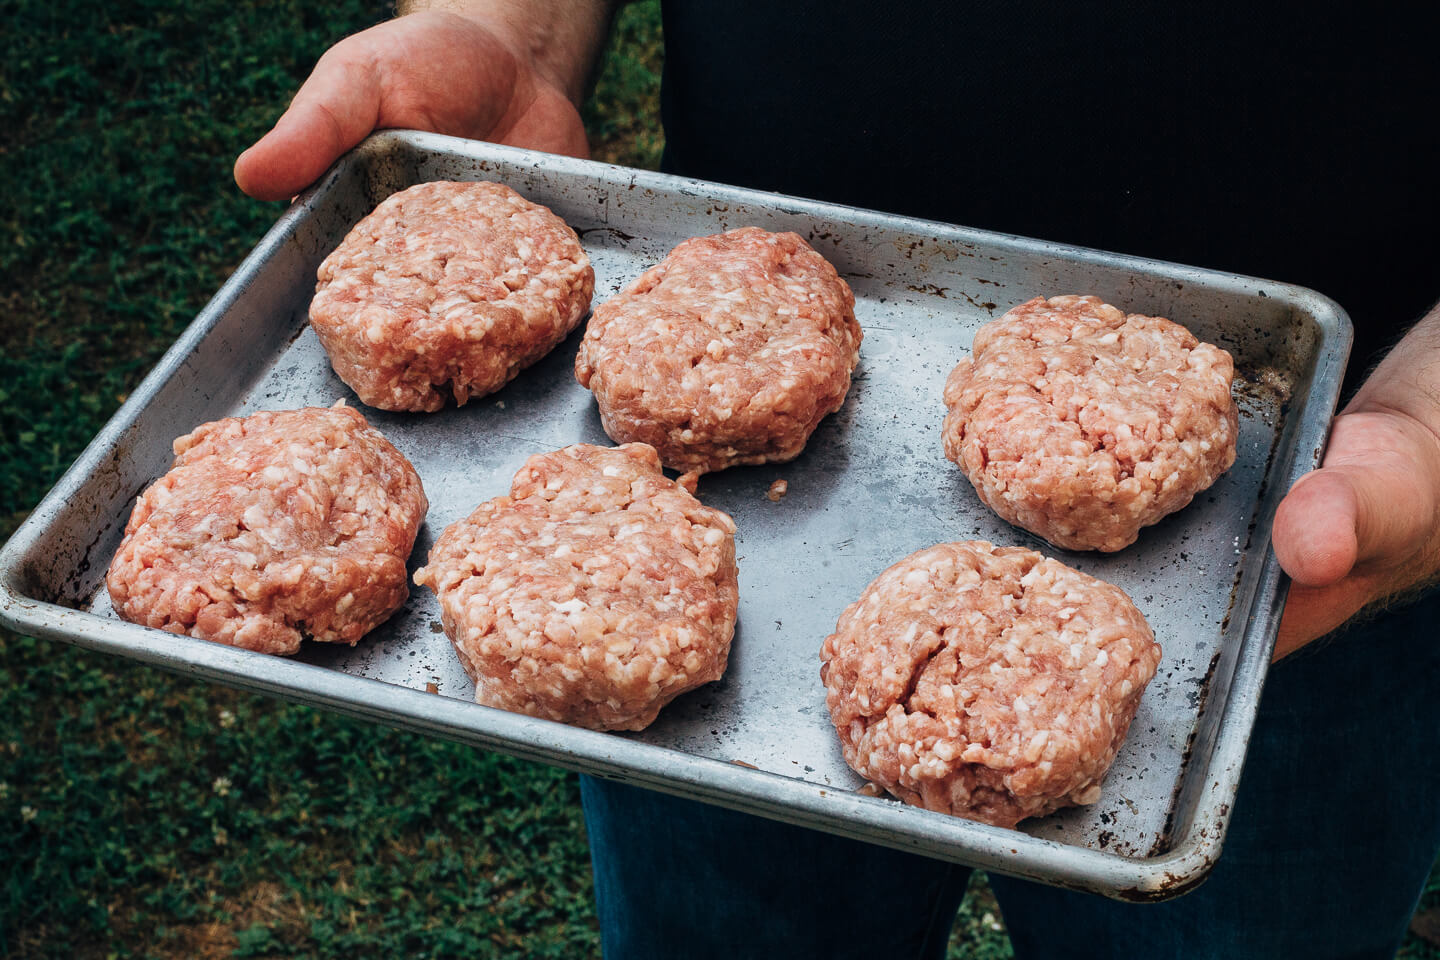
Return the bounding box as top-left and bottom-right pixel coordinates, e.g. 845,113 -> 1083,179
282,317 -> 310,349
1231,360 -> 1294,422
1220,590 -> 1236,635
578,225 -> 637,243
67,521 -> 113,604
1113,868 -> 1212,903
952,290 -> 998,311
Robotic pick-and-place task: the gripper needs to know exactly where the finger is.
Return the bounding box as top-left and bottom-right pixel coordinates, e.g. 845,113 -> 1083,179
1272,469 -> 1361,587
235,43 -> 383,201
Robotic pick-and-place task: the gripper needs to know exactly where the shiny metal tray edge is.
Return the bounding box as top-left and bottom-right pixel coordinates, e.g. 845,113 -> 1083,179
0,131 -> 1352,901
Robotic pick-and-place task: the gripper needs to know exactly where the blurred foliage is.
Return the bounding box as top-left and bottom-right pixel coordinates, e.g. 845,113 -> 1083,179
1407,874 -> 1440,959
581,2 -> 665,169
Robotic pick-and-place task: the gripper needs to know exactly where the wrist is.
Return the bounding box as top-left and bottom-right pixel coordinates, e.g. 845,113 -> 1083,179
1344,302 -> 1440,434
396,0 -> 614,106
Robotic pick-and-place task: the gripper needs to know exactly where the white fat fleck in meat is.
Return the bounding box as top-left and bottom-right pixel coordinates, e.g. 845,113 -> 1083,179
819,540 -> 1161,830
414,443 -> 739,732
942,295 -> 1238,552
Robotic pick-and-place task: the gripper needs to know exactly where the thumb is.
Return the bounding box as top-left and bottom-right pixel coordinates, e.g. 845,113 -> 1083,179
1272,469 -> 1361,587
235,45 -> 382,201
1272,459 -> 1426,587
1273,410 -> 1440,658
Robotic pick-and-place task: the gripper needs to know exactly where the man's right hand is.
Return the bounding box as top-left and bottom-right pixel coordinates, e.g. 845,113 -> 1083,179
234,8 -> 599,201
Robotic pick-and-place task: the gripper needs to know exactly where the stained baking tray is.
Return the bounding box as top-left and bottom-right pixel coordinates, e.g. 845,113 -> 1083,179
0,130 -> 1349,900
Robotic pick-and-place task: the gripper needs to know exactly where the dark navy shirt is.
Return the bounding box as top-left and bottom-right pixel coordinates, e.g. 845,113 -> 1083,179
658,2 -> 1439,392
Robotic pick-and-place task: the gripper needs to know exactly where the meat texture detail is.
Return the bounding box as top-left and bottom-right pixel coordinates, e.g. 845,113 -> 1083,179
415,443 -> 739,731
943,295 -> 1237,552
576,227 -> 861,474
821,540 -> 1161,829
107,404 -> 427,655
311,180 -> 594,412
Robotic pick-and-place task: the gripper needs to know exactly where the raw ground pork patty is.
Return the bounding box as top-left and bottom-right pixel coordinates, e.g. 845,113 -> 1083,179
820,541 -> 1161,829
310,180 -> 594,412
574,226 -> 862,474
942,295 -> 1238,552
106,404 -> 427,655
414,443 -> 739,731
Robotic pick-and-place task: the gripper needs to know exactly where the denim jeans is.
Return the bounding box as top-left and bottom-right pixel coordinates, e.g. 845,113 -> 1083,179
580,589 -> 1440,960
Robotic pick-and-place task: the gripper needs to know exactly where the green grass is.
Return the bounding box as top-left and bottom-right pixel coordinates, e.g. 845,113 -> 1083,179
0,1 -> 1434,957
2,641 -> 595,957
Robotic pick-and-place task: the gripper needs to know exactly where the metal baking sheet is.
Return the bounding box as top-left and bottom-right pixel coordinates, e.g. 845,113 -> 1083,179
0,131 -> 1349,900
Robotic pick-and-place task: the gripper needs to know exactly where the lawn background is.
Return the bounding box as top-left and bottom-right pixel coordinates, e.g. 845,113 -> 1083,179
1,1 -> 1435,956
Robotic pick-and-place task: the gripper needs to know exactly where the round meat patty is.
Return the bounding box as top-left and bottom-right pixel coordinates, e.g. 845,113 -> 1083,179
942,295 -> 1238,552
820,540 -> 1161,829
574,226 -> 862,475
414,442 -> 739,731
310,180 -> 594,412
106,404 -> 427,655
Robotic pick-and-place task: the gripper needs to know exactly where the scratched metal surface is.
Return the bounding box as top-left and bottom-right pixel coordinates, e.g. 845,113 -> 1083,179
0,131 -> 1349,899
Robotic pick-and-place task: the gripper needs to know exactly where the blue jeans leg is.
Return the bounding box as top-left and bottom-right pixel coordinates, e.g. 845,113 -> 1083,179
580,775 -> 972,960
991,588 -> 1440,960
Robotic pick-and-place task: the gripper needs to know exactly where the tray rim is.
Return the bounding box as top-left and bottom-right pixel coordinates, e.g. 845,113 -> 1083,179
0,130 -> 1353,901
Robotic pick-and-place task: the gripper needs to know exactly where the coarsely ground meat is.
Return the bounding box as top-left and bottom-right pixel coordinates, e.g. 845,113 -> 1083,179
415,443 -> 739,731
943,295 -> 1237,552
311,180 -> 594,412
821,540 -> 1161,829
576,227 -> 861,474
107,404 -> 427,655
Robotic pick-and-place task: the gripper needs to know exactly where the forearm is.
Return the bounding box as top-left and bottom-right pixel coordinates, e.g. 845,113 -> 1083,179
398,0 -> 618,105
1331,300 -> 1440,593
1346,301 -> 1440,428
